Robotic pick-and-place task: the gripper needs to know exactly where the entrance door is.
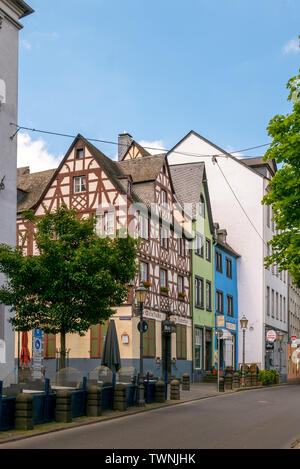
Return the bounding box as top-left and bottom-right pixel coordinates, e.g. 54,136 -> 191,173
205,329 -> 212,370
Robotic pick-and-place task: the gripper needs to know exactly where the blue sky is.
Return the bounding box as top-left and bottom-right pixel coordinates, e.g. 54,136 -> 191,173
17,0 -> 300,170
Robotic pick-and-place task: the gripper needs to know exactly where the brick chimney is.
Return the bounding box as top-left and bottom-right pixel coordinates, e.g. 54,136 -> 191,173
118,132 -> 133,161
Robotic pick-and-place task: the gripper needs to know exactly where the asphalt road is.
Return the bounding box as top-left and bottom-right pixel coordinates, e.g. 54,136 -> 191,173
1,386 -> 300,449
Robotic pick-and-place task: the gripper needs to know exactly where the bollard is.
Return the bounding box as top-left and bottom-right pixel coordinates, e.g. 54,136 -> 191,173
55,390 -> 72,423
87,386 -> 102,417
182,373 -> 190,391
113,383 -> 126,411
170,380 -> 180,400
154,381 -> 166,403
218,377 -> 225,392
233,372 -> 240,389
15,393 -> 34,431
224,373 -> 233,391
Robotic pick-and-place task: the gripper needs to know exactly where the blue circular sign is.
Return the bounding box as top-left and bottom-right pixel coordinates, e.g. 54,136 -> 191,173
34,339 -> 41,350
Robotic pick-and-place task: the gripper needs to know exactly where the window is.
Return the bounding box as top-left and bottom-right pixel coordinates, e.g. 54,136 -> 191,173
160,269 -> 167,288
216,290 -> 224,313
226,258 -> 232,279
76,148 -> 84,159
216,251 -> 222,273
178,238 -> 185,257
143,319 -> 156,357
178,275 -> 184,294
44,334 -> 56,359
73,175 -> 86,193
283,297 -> 286,323
138,212 -> 149,240
195,233 -> 204,257
276,292 -> 279,320
194,328 -> 203,369
280,295 -> 282,321
161,189 -> 167,206
206,281 -> 212,311
195,276 -> 204,308
90,322 -> 108,358
266,204 -> 270,228
206,238 -> 211,262
140,262 -> 148,283
160,226 -> 168,250
176,325 -> 187,360
104,211 -> 115,236
227,295 -> 234,317
267,286 -> 270,317
271,289 -> 275,318
199,195 -> 205,218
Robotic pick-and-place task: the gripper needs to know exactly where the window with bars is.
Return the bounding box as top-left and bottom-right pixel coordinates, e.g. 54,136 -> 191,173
138,212 -> 149,240
90,322 -> 108,358
143,319 -> 156,357
160,226 -> 168,250
227,295 -> 234,317
216,251 -> 222,273
216,290 -> 224,313
44,334 -> 56,359
226,258 -> 232,279
206,238 -> 211,262
195,233 -> 204,257
140,262 -> 148,283
195,276 -> 204,309
176,325 -> 187,360
206,281 -> 212,311
73,175 -> 86,193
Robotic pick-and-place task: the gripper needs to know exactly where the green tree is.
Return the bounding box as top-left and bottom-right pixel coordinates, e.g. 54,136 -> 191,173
262,65 -> 300,287
0,205 -> 138,368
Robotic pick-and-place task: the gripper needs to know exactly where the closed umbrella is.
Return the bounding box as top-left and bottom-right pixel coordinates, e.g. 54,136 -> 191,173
101,319 -> 121,387
20,331 -> 31,366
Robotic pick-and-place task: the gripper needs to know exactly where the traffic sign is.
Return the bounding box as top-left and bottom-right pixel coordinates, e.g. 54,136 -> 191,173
291,335 -> 297,341
137,321 -> 148,333
266,330 -> 277,342
34,339 -> 41,351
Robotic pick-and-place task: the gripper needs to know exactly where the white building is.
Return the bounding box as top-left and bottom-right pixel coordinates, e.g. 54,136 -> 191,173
168,131 -> 288,374
0,0 -> 33,381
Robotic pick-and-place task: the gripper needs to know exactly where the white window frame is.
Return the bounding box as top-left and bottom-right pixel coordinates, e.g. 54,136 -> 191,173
73,175 -> 86,193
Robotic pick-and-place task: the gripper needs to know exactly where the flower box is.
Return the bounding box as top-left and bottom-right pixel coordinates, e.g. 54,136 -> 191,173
178,292 -> 186,300
160,287 -> 169,295
142,281 -> 151,289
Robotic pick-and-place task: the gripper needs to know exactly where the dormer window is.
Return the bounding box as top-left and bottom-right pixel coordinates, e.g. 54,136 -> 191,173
76,148 -> 84,159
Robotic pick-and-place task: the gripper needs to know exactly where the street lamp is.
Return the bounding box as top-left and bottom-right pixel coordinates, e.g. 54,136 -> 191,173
135,284 -> 148,406
277,331 -> 284,379
240,315 -> 248,387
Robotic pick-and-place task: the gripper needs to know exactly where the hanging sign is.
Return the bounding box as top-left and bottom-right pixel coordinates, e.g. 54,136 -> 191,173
266,330 -> 277,343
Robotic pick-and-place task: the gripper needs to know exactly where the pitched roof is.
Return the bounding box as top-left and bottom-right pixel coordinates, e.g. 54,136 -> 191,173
118,153 -> 166,183
169,163 -> 204,207
17,168 -> 56,213
9,0 -> 34,18
240,157 -> 277,176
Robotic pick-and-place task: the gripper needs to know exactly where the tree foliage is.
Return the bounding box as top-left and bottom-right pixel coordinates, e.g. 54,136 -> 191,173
262,65 -> 300,287
0,205 -> 138,365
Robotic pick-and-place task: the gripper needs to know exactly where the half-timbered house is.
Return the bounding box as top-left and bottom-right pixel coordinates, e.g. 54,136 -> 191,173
16,134 -> 193,380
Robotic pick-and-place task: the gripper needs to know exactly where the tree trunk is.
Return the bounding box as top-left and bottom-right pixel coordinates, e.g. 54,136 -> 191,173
60,331 -> 66,370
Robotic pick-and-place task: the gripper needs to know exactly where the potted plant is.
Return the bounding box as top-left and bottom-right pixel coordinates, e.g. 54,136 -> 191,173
142,281 -> 151,289
178,291 -> 186,300
160,286 -> 169,295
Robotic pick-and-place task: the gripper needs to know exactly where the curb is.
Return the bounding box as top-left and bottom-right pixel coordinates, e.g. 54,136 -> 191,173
0,383 -> 289,445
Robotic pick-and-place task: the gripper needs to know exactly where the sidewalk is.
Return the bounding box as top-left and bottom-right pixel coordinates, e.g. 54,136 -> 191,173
0,382 -> 287,445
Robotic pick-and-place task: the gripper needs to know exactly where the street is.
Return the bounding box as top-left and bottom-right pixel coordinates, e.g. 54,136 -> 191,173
1,386 -> 300,449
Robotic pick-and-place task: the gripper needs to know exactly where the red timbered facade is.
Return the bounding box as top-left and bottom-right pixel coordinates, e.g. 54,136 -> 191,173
16,135 -> 193,379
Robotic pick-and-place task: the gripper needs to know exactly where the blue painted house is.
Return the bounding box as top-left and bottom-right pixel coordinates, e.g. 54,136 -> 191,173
214,224 -> 240,371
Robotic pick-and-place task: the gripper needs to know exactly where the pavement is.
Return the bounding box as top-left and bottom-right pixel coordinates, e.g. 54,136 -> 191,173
0,382 -> 295,448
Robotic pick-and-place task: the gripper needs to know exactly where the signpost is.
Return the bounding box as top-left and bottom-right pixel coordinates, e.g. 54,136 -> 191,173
32,329 -> 44,380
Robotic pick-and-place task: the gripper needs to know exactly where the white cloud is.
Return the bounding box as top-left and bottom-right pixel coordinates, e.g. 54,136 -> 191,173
21,40 -> 32,51
17,133 -> 61,173
139,140 -> 166,155
226,145 -> 244,159
282,38 -> 300,55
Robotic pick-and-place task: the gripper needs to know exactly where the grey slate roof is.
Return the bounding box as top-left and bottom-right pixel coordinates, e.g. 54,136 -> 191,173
17,168 -> 56,213
169,163 -> 205,208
